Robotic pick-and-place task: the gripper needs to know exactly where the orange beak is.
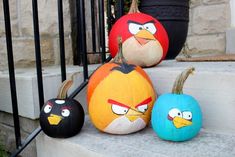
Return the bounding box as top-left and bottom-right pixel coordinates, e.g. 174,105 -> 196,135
134,29 -> 156,45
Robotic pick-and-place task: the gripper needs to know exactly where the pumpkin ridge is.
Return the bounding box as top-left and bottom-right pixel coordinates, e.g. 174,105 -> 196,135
135,66 -> 155,89
87,63 -> 117,103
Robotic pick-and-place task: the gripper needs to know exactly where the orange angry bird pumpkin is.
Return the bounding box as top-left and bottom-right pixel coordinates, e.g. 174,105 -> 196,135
87,38 -> 156,134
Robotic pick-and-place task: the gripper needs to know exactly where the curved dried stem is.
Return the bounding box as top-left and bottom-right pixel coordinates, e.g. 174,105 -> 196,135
172,67 -> 195,94
57,73 -> 77,99
128,0 -> 140,14
112,36 -> 127,63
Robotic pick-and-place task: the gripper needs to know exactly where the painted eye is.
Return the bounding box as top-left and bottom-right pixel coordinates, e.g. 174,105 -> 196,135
128,23 -> 144,35
143,23 -> 156,34
61,109 -> 70,117
168,108 -> 182,118
137,104 -> 148,113
182,111 -> 193,120
111,104 -> 129,115
44,104 -> 52,113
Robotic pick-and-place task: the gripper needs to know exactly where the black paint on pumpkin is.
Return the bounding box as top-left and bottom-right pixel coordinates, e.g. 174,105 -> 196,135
111,63 -> 136,74
40,98 -> 84,138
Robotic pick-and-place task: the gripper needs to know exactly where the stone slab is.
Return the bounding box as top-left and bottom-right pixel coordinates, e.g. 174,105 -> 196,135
0,122 -> 37,157
176,54 -> 235,61
36,117 -> 235,157
226,28 -> 235,54
1,61 -> 235,134
0,65 -> 99,119
146,60 -> 235,134
192,4 -> 230,35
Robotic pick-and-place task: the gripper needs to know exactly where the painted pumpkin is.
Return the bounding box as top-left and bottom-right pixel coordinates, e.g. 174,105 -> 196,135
108,0 -> 169,67
87,38 -> 156,134
40,79 -> 85,138
151,67 -> 202,141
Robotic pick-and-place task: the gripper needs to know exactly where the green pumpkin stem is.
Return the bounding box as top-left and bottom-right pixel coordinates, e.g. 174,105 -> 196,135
172,67 -> 195,94
113,36 -> 127,64
128,0 -> 140,14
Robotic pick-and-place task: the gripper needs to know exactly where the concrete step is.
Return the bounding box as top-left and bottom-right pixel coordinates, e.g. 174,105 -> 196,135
36,60 -> 235,157
145,60 -> 235,134
0,65 -> 98,119
2,60 -> 235,156
36,116 -> 235,157
1,61 -> 235,133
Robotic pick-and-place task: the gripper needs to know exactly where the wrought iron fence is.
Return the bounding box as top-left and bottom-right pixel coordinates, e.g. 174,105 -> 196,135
2,0 -> 125,156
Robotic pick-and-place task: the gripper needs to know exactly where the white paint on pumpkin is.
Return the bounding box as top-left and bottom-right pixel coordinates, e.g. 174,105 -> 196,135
104,116 -> 146,134
55,100 -> 65,104
123,37 -> 163,67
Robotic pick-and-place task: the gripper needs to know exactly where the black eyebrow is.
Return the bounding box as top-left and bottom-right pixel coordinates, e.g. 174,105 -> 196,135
144,20 -> 155,24
128,20 -> 155,25
111,63 -> 136,74
128,20 -> 142,25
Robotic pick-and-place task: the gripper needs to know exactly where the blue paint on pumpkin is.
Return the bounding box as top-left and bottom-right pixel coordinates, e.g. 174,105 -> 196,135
151,93 -> 202,142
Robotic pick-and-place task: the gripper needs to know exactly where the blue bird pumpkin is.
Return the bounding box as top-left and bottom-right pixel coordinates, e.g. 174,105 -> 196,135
151,67 -> 202,141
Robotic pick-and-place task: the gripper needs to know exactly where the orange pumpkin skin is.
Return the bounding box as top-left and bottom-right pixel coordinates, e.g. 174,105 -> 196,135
87,62 -> 156,134
109,13 -> 169,67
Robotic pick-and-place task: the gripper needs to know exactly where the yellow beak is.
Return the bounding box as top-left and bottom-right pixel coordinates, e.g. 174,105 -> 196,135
135,29 -> 156,40
173,116 -> 192,129
126,109 -> 142,122
47,114 -> 62,125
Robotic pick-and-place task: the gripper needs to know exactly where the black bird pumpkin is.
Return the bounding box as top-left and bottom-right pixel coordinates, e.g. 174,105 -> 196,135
40,78 -> 85,138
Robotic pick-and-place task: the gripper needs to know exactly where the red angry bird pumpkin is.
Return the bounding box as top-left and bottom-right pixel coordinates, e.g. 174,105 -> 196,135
109,5 -> 169,67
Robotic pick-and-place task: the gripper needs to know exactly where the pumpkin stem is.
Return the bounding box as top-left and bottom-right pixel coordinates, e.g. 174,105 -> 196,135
57,73 -> 76,99
128,0 -> 140,14
172,67 -> 195,94
113,36 -> 127,63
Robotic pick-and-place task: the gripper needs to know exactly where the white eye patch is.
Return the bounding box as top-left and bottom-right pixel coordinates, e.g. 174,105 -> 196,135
143,23 -> 157,34
55,100 -> 65,104
128,23 -> 144,35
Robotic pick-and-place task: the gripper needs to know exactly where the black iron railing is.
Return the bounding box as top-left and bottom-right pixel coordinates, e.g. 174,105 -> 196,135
3,0 -> 21,149
2,0 -> 125,156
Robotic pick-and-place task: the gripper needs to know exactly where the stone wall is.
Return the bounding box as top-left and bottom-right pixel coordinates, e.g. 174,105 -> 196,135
184,0 -> 231,55
0,0 -> 73,70
0,0 -> 233,69
0,111 -> 38,157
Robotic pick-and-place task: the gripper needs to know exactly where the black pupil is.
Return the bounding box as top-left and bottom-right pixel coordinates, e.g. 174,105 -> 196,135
178,113 -> 181,116
139,27 -> 142,30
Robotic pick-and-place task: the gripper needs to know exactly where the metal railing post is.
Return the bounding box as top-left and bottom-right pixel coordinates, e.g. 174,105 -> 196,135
3,0 -> 21,149
98,0 -> 106,63
116,0 -> 124,19
91,0 -> 97,54
106,0 -> 112,33
8,0 -> 114,156
77,0 -> 88,81
58,0 -> 66,82
32,0 -> 44,109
